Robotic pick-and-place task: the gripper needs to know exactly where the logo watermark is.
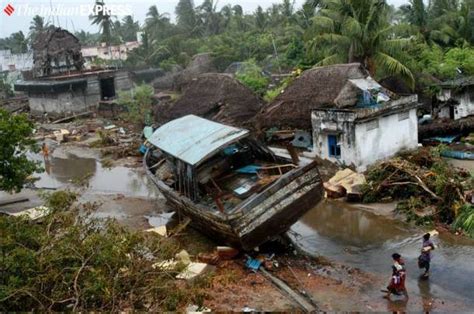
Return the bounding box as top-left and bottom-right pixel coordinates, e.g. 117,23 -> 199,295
4,3 -> 133,17
3,3 -> 15,16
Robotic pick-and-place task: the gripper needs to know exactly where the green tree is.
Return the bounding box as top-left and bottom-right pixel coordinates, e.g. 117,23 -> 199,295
90,0 -> 114,45
175,0 -> 197,34
120,15 -> 140,42
0,110 -> 40,193
29,15 -> 48,44
145,5 -> 172,41
306,0 -> 415,88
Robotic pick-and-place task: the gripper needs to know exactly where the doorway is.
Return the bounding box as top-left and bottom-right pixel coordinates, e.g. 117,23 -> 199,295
100,77 -> 116,100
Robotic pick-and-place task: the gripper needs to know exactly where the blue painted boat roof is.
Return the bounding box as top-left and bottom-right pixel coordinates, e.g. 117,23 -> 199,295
148,115 -> 249,166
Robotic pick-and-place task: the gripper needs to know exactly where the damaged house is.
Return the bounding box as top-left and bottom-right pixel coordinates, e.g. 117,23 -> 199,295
436,76 -> 474,120
258,63 -> 419,170
156,73 -> 262,127
311,69 -> 419,171
14,27 -> 132,117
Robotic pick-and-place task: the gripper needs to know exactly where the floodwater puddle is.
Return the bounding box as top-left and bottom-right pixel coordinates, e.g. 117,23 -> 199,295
290,199 -> 474,308
29,147 -> 159,198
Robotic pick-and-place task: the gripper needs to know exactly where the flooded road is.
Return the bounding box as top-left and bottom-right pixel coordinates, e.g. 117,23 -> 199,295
289,199 -> 474,309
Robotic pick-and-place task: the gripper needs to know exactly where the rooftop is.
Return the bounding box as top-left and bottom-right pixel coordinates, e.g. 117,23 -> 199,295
148,115 -> 249,166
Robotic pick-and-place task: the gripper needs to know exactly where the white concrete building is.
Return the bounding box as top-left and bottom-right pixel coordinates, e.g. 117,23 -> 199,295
436,77 -> 474,120
81,41 -> 141,66
312,96 -> 419,171
0,49 -> 33,72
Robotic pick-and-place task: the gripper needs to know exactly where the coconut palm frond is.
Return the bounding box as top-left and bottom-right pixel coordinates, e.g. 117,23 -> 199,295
375,51 -> 415,89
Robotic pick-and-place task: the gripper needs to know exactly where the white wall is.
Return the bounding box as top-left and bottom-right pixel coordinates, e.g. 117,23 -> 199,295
438,87 -> 474,120
0,50 -> 33,72
454,91 -> 474,120
354,108 -> 418,171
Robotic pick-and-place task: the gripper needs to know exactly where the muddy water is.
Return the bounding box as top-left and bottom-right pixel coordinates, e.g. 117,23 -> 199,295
289,200 -> 474,307
30,151 -> 158,198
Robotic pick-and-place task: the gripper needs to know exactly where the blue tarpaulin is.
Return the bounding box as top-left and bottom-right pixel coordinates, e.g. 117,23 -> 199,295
426,135 -> 460,144
236,164 -> 261,174
441,150 -> 474,160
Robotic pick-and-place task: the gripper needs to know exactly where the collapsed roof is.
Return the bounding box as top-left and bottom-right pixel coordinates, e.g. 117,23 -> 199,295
32,27 -> 85,78
257,63 -> 399,130
156,73 -> 263,128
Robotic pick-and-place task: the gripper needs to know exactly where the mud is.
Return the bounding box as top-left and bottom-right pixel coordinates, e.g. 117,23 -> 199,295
2,129 -> 474,311
289,199 -> 474,311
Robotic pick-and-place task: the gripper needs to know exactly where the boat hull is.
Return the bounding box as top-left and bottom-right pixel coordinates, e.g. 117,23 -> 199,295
144,153 -> 323,250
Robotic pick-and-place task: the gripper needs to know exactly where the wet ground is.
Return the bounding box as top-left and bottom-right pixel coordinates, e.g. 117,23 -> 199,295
289,199 -> 474,311
1,142 -> 474,311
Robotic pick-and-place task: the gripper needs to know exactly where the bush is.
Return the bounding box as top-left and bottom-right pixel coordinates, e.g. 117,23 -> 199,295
235,60 -> 269,96
0,191 -> 209,311
118,84 -> 154,126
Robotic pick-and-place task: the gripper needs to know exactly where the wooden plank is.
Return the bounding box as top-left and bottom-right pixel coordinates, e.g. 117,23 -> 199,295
260,268 -> 317,312
0,197 -> 29,207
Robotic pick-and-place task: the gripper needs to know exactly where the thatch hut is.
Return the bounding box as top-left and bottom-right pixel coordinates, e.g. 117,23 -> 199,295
32,27 -> 84,78
156,73 -> 262,127
257,63 -> 368,130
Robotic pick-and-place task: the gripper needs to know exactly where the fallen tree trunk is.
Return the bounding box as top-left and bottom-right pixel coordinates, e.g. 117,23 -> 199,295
419,116 -> 474,140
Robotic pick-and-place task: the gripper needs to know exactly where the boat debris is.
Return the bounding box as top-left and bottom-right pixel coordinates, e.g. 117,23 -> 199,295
144,115 -> 323,250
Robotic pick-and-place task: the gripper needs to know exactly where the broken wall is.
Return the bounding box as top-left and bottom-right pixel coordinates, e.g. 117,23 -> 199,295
312,110 -> 357,167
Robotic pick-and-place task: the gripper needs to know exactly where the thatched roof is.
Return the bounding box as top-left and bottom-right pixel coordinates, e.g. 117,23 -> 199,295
174,53 -> 217,91
32,27 -> 84,77
156,73 -> 262,128
257,63 -> 369,130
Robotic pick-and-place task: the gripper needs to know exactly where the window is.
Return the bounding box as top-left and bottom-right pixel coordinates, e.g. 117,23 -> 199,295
398,111 -> 409,121
366,119 -> 379,131
328,134 -> 341,158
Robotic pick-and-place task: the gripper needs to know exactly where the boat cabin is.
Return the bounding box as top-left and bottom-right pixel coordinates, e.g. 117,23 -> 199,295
146,115 -> 297,211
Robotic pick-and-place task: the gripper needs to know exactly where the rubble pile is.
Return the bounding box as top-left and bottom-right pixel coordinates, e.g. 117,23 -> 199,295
362,148 -> 472,225
35,118 -> 142,164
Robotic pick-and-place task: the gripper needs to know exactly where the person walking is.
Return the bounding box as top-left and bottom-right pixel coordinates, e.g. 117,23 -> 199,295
385,253 -> 408,298
42,142 -> 50,161
418,233 -> 435,278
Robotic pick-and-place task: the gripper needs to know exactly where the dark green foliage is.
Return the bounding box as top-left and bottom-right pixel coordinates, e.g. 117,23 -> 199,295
0,191 -> 202,311
0,109 -> 40,193
453,204 -> 474,237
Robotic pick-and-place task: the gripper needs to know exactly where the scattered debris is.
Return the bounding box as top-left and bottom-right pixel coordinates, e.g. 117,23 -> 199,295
145,115 -> 323,250
324,169 -> 366,201
8,206 -> 50,220
176,262 -> 215,280
146,225 -> 168,237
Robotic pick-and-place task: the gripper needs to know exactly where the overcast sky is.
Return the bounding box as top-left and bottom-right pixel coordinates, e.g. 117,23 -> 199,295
0,0 -> 408,38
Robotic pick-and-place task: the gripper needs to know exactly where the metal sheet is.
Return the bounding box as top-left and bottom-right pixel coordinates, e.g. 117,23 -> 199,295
349,76 -> 382,91
148,115 -> 249,166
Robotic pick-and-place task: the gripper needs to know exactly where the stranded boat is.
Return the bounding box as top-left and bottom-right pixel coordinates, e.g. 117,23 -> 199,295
144,115 -> 323,250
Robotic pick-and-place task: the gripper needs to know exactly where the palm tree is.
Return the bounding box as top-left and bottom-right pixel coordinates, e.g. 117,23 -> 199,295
29,15 -> 48,43
10,31 -> 28,53
306,0 -> 415,88
89,0 -> 114,45
145,5 -> 172,44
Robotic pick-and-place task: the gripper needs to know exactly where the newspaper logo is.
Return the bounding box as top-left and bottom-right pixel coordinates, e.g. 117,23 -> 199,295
3,4 -> 15,16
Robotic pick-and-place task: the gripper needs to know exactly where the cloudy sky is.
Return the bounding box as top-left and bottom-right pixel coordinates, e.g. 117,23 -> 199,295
0,0 -> 408,38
